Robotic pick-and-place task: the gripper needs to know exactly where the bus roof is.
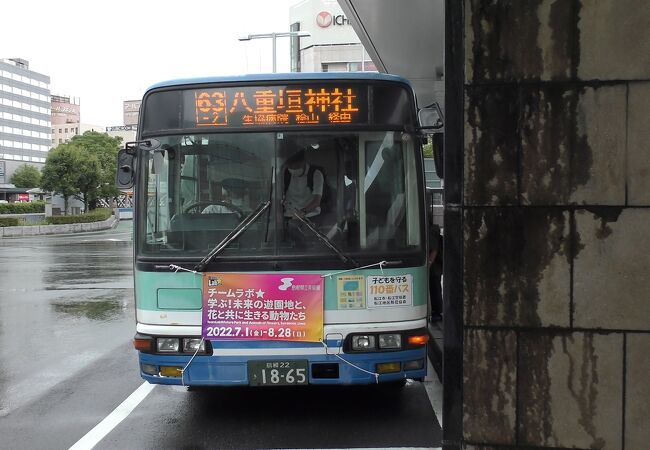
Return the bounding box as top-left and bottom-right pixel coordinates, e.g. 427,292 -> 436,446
146,72 -> 412,92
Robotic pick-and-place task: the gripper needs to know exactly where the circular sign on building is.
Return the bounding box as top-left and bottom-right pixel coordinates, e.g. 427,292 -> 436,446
316,11 -> 333,28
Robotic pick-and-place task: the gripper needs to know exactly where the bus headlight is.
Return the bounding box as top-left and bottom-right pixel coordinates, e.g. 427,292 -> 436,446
157,338 -> 180,353
378,333 -> 402,349
351,335 -> 376,351
182,338 -> 205,353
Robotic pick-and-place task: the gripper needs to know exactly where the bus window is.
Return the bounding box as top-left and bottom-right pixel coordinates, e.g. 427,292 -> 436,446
140,131 -> 421,258
145,152 -> 169,243
359,132 -> 420,251
180,154 -> 198,210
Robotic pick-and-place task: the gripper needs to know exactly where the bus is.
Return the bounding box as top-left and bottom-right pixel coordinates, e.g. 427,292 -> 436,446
116,72 -> 435,387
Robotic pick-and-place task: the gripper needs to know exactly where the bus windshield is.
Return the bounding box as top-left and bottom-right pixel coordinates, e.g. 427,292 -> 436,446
139,131 -> 423,261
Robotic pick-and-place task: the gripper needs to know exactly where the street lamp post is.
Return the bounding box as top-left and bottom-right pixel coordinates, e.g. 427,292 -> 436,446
239,31 -> 310,73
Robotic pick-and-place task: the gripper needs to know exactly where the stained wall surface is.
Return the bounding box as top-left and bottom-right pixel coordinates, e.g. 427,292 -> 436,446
451,1 -> 650,449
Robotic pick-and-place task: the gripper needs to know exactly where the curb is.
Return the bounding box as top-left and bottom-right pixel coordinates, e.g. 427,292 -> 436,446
427,321 -> 443,382
0,215 -> 118,238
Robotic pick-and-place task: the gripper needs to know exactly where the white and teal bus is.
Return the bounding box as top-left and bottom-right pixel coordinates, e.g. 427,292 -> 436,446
117,73 -> 433,387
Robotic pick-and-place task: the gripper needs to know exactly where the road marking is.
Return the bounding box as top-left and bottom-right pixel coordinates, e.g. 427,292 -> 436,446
423,358 -> 443,423
69,382 -> 155,450
68,362 -> 442,450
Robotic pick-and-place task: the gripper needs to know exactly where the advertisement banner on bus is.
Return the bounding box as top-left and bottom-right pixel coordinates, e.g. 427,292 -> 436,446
366,274 -> 413,308
202,273 -> 324,342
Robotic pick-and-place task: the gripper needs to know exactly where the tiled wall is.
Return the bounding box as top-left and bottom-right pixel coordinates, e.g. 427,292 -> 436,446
449,1 -> 650,448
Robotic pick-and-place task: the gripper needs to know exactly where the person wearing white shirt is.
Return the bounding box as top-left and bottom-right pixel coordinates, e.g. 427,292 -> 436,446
283,149 -> 324,223
202,179 -> 250,215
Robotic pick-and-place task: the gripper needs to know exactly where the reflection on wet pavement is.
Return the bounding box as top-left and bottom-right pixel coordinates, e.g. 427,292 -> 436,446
43,241 -> 133,287
51,298 -> 124,321
0,222 -> 135,415
0,318 -> 5,417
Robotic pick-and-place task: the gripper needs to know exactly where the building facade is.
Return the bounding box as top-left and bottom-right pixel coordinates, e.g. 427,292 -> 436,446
51,122 -> 80,146
105,125 -> 136,144
51,122 -> 105,146
103,100 -> 140,144
289,0 -> 376,73
51,95 -> 80,125
0,59 -> 51,183
123,100 -> 141,126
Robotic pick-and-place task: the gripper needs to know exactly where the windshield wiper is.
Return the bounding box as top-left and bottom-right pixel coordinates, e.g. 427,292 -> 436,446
194,201 -> 270,272
292,213 -> 359,267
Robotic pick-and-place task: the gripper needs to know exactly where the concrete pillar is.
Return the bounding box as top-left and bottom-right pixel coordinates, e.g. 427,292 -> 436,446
444,0 -> 650,448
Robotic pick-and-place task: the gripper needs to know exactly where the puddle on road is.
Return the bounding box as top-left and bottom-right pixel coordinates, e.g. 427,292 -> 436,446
50,294 -> 128,321
44,269 -> 133,287
44,244 -> 132,284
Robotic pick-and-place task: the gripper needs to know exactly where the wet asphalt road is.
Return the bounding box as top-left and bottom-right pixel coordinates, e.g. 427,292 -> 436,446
0,222 -> 441,450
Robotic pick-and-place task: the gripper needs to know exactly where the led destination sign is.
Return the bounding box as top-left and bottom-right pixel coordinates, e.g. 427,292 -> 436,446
191,85 -> 367,128
141,82 -> 413,135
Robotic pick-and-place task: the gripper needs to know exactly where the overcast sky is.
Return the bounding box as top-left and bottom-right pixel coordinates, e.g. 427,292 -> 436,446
2,0 -> 300,126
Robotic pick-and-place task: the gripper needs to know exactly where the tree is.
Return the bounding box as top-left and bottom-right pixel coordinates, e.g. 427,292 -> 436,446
42,132 -> 123,214
70,146 -> 101,212
10,164 -> 41,188
41,144 -> 78,215
422,140 -> 433,158
68,131 -> 122,208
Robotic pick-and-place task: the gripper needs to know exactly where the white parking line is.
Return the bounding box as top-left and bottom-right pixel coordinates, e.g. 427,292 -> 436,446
68,360 -> 442,450
423,358 -> 443,421
68,382 -> 155,450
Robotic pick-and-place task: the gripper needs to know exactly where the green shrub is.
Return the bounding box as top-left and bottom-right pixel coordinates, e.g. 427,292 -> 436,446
0,217 -> 21,227
45,208 -> 113,225
23,220 -> 48,227
0,201 -> 46,214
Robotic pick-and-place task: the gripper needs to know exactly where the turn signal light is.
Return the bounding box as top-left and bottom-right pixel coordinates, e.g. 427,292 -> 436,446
408,335 -> 429,346
134,337 -> 153,352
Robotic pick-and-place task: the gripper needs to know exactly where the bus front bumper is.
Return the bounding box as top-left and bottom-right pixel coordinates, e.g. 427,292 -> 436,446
137,347 -> 427,386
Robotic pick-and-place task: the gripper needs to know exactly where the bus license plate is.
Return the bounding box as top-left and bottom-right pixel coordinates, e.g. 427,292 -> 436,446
248,360 -> 309,386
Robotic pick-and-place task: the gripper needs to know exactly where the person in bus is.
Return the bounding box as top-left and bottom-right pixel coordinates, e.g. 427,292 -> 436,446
202,178 -> 251,215
282,148 -> 326,246
282,149 -> 324,225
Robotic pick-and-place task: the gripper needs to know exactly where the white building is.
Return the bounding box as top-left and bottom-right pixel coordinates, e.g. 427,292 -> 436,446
51,122 -> 106,146
0,58 -> 51,183
105,125 -> 136,144
289,0 -> 376,73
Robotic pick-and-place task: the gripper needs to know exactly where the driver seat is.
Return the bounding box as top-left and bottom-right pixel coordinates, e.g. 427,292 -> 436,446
168,212 -> 241,250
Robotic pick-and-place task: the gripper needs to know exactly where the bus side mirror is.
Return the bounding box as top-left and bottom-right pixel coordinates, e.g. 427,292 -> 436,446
418,103 -> 444,179
418,103 -> 444,131
116,149 -> 135,190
